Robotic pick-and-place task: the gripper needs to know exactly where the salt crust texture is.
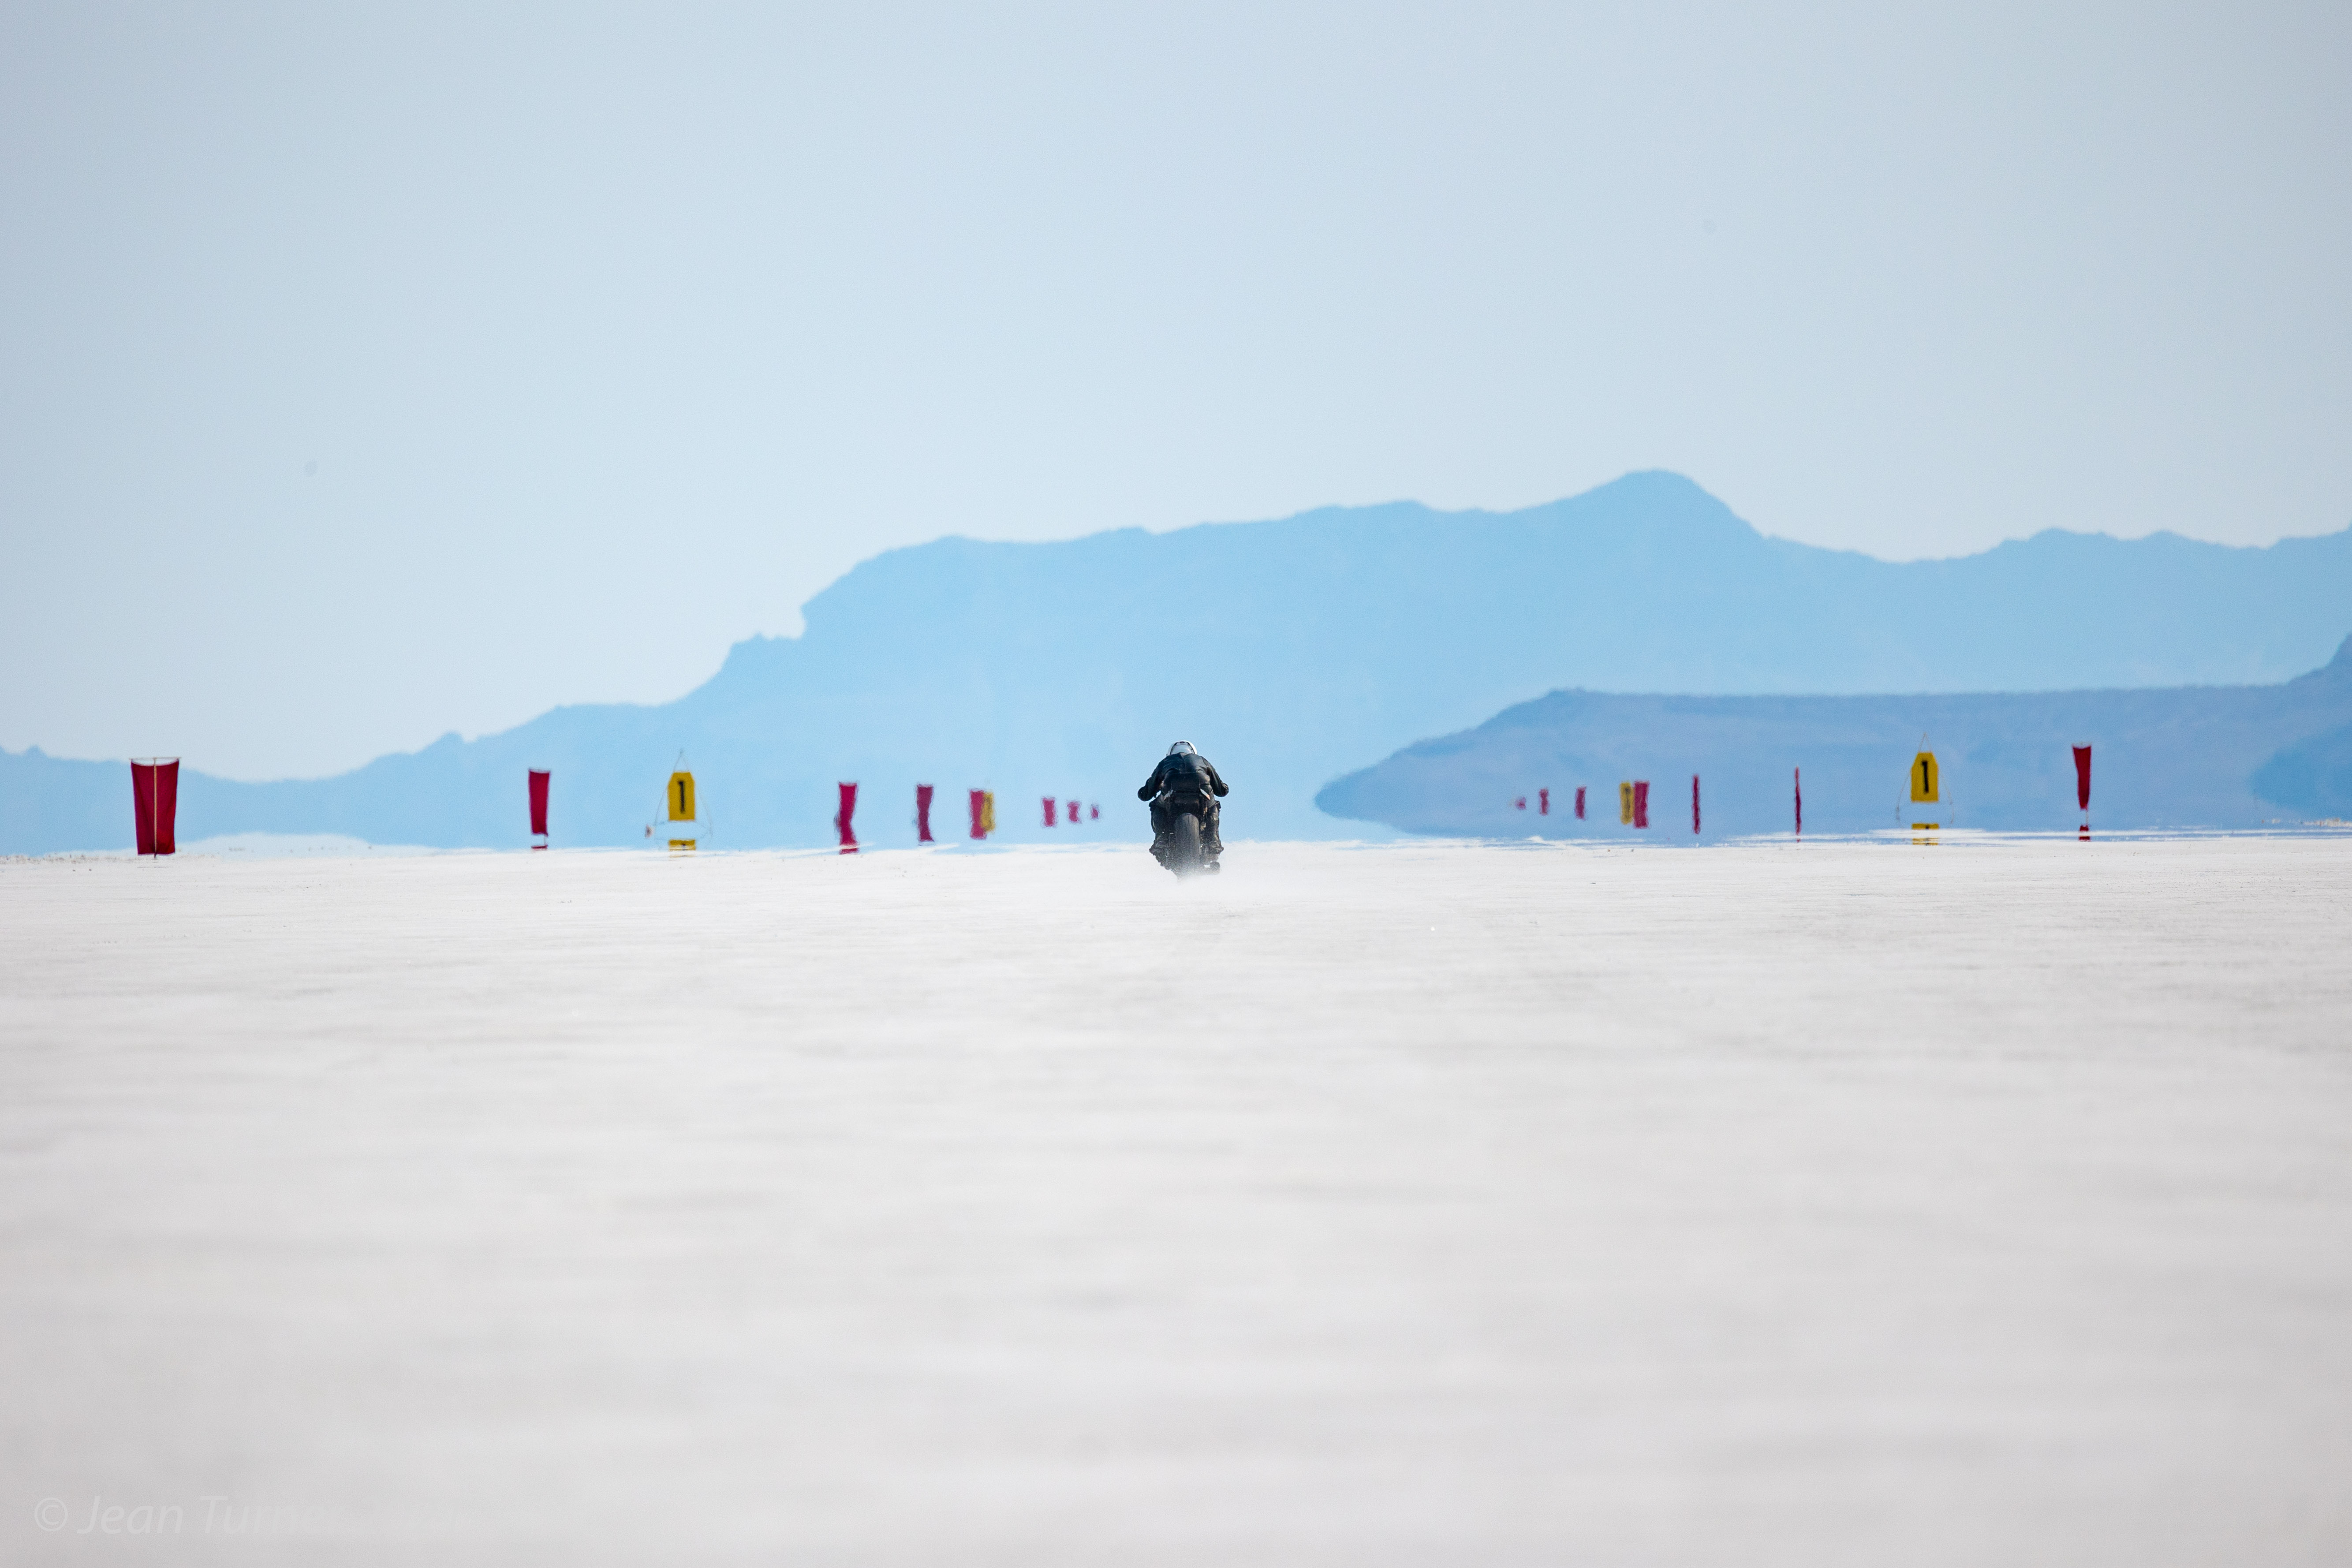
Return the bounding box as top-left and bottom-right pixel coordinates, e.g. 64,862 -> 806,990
3,837 -> 2349,1565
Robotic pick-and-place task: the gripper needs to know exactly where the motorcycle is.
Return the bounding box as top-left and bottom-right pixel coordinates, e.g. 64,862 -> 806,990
1152,792 -> 1219,877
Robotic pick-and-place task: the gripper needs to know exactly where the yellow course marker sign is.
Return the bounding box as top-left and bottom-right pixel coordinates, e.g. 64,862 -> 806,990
665,769 -> 699,851
1909,749 -> 1941,832
1618,781 -> 1635,825
1910,751 -> 1939,803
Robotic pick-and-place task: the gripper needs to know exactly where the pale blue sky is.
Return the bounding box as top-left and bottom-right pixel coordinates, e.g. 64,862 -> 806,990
4,1 -> 2347,778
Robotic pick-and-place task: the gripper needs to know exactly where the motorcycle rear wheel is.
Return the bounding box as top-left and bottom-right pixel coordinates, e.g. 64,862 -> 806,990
1169,811 -> 1203,876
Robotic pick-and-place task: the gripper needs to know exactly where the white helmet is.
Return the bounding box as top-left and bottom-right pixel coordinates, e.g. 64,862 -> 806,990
1168,741 -> 1196,756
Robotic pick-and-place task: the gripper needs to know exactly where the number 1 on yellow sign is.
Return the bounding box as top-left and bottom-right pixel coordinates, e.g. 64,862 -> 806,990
1910,752 -> 1939,804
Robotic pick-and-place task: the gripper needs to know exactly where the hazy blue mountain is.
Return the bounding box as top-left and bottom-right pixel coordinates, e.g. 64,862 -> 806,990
7,471 -> 2351,854
2249,720 -> 2352,820
1318,636 -> 2352,838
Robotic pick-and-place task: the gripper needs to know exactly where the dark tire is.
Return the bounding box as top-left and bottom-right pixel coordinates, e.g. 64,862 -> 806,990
1170,811 -> 1203,876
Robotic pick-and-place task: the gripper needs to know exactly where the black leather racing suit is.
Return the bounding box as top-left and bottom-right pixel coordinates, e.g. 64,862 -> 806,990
1138,752 -> 1229,862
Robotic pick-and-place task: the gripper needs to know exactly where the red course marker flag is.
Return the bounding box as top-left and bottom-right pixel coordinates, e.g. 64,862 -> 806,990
1692,774 -> 1701,835
1042,797 -> 1057,828
1575,786 -> 1586,820
528,769 -> 550,842
836,782 -> 859,854
915,784 -> 935,844
1632,780 -> 1650,829
968,789 -> 989,840
130,758 -> 179,856
1795,767 -> 1803,836
1539,788 -> 1549,815
2073,746 -> 2092,811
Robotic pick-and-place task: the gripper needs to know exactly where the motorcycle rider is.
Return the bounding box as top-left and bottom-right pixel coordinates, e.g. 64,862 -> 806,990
1138,741 -> 1229,867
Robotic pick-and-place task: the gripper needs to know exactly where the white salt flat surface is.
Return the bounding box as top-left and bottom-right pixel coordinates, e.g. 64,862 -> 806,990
3,836 -> 2349,1565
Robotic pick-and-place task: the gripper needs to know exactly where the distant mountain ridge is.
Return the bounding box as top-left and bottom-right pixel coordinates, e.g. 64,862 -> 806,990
6,471 -> 2350,853
1317,635 -> 2352,839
